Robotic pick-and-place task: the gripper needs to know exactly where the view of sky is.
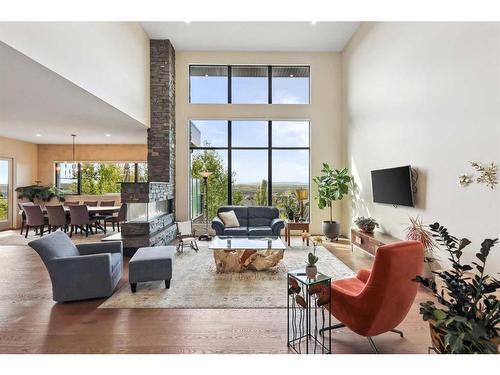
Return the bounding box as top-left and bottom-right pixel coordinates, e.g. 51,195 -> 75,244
0,160 -> 8,185
190,75 -> 309,104
191,120 -> 309,184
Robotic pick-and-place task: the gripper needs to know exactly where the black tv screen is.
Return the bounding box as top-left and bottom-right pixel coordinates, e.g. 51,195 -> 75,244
371,166 -> 414,207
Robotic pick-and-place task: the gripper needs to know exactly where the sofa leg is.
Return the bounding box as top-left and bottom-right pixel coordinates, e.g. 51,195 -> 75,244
165,280 -> 171,289
130,283 -> 137,293
367,337 -> 380,354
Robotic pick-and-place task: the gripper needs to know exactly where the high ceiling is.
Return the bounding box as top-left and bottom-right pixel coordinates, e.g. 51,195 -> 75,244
141,22 -> 360,52
0,41 -> 148,144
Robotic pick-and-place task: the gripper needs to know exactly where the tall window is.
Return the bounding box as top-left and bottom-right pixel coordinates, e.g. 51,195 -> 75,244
190,120 -> 309,221
55,162 -> 147,195
189,65 -> 310,104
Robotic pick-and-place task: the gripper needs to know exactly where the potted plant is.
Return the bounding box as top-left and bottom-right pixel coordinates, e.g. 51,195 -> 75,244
405,216 -> 439,279
414,222 -> 499,354
313,163 -> 352,240
354,216 -> 379,233
16,184 -> 66,205
276,193 -> 299,221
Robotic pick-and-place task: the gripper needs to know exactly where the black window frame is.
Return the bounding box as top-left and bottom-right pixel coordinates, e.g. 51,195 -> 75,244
189,120 -> 310,209
55,162 -> 147,195
189,65 -> 310,104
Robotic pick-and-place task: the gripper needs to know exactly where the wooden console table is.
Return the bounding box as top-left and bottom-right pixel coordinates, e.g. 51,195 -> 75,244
285,221 -> 310,246
350,228 -> 400,256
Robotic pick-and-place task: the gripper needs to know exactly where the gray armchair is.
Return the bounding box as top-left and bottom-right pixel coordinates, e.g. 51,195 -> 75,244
28,231 -> 123,302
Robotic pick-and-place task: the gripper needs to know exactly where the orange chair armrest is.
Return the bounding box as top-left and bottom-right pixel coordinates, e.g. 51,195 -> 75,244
356,268 -> 371,283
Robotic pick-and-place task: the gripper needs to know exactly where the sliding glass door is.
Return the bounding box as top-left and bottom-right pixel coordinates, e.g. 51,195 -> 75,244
0,158 -> 12,231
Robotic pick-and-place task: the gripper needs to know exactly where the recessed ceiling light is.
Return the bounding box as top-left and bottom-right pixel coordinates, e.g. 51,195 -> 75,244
311,21 -> 317,25
185,21 -> 191,24
105,134 -> 111,137
35,134 -> 41,137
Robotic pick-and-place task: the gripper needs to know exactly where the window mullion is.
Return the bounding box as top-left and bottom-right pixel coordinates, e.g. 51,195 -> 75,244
228,65 -> 232,104
268,66 -> 272,104
268,120 -> 272,206
228,120 -> 232,204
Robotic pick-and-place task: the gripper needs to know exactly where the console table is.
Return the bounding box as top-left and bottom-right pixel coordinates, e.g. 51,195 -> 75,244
350,228 -> 400,256
285,221 -> 310,246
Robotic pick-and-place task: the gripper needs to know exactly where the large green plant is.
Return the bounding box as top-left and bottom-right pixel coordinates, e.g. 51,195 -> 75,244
313,164 -> 352,223
414,223 -> 499,353
16,185 -> 66,203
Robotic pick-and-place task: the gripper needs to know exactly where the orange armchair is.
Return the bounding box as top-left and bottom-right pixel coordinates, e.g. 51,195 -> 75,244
321,240 -> 423,353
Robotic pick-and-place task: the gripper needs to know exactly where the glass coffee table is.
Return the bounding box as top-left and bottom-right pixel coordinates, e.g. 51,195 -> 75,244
209,236 -> 286,273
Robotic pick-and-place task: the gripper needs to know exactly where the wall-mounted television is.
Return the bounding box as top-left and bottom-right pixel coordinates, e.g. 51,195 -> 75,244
371,165 -> 415,207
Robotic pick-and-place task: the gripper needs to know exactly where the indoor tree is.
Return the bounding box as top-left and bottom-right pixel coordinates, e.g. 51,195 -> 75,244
313,163 -> 352,239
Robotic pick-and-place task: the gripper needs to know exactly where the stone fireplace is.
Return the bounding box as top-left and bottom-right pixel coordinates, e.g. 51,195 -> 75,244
119,39 -> 177,254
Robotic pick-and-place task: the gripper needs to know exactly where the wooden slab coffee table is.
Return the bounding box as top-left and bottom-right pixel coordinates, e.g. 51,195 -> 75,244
209,236 -> 286,273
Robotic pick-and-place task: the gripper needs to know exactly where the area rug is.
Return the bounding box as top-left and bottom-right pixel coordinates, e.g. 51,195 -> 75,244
99,244 -> 355,309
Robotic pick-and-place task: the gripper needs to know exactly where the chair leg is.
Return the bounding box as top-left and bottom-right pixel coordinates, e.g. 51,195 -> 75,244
112,222 -> 115,231
69,225 -> 73,238
117,221 -> 120,232
48,225 -> 52,234
130,283 -> 137,293
367,337 -> 380,354
40,225 -> 44,237
25,225 -> 29,238
319,322 -> 346,336
85,225 -> 89,237
390,329 -> 404,337
20,219 -> 25,235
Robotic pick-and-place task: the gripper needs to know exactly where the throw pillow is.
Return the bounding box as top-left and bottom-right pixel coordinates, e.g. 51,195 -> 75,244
218,210 -> 240,228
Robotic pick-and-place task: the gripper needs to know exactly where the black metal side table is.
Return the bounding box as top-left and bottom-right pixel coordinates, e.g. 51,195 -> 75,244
287,268 -> 332,354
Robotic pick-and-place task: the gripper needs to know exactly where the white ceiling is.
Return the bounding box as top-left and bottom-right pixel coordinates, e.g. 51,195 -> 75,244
141,22 -> 360,52
0,41 -> 147,144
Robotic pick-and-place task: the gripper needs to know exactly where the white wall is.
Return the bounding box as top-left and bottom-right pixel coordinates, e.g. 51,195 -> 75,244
176,51 -> 344,234
0,22 -> 150,126
343,22 -> 500,272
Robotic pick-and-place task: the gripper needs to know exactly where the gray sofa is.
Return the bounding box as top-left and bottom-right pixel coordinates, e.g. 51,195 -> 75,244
28,231 -> 123,302
211,206 -> 284,237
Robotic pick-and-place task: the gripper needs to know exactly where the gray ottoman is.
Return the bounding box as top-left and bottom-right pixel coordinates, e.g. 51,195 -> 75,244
129,246 -> 174,293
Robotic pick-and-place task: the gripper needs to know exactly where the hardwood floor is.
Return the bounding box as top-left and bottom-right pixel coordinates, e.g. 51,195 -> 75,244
0,235 -> 433,354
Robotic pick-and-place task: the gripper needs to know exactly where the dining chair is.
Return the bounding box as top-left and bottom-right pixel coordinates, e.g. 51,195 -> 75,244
93,201 -> 116,233
104,204 -> 127,232
18,202 -> 35,235
46,205 -> 68,233
68,205 -> 98,237
23,205 -> 46,238
83,201 -> 98,206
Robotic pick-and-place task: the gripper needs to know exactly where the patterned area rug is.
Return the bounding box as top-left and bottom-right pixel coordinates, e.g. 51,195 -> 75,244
99,244 -> 355,309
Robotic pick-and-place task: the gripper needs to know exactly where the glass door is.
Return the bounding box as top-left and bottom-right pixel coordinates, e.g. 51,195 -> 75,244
0,158 -> 12,231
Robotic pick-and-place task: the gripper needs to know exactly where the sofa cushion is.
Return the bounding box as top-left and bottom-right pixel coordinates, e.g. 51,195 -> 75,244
222,227 -> 248,236
28,231 -> 79,264
218,206 -> 248,227
248,206 -> 279,227
218,210 -> 240,228
247,226 -> 275,237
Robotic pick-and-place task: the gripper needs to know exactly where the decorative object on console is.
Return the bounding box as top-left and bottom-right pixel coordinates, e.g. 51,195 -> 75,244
470,161 -> 497,189
199,170 -> 213,241
313,163 -> 352,240
405,216 -> 439,279
414,223 -> 499,354
458,173 -> 472,187
354,216 -> 379,233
